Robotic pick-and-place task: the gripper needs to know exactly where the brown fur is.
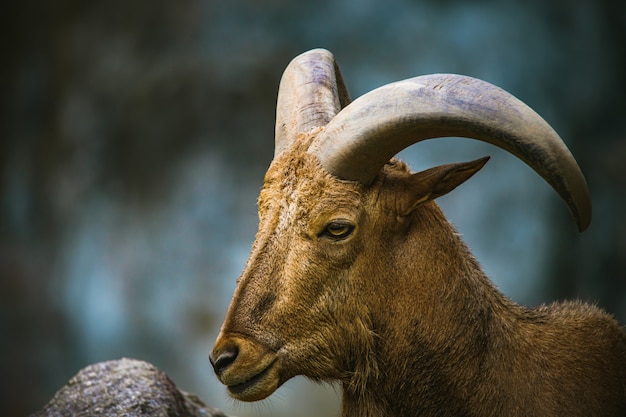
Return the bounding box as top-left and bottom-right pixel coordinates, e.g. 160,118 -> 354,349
211,134 -> 626,416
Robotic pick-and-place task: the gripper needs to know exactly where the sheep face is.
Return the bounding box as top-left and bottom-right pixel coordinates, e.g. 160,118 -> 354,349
210,135 -> 488,402
211,140 -> 370,401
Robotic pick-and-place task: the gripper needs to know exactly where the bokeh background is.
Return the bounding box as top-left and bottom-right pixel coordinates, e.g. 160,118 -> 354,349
2,1 -> 625,416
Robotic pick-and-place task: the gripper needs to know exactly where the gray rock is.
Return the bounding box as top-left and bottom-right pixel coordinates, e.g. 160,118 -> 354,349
32,358 -> 230,417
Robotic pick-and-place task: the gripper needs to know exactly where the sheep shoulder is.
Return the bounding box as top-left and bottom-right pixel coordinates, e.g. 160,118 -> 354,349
480,300 -> 626,416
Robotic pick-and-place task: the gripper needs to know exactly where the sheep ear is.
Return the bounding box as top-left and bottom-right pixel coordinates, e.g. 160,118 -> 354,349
401,156 -> 490,215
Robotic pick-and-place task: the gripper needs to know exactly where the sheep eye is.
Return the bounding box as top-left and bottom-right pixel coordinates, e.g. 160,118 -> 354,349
321,221 -> 354,240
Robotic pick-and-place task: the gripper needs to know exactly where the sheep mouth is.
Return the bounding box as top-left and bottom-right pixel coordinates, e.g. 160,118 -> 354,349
227,361 -> 278,401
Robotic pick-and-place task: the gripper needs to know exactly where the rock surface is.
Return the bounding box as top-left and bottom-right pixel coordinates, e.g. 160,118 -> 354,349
32,358 -> 230,417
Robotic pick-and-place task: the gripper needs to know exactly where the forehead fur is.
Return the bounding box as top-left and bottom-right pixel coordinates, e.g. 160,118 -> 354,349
258,131 -> 420,232
259,133 -> 363,226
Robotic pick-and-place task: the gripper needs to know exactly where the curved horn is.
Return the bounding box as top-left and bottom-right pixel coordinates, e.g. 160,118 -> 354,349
274,48 -> 350,157
310,74 -> 591,231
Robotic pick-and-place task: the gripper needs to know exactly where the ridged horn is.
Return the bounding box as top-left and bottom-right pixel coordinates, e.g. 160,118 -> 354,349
274,48 -> 350,157
309,74 -> 591,232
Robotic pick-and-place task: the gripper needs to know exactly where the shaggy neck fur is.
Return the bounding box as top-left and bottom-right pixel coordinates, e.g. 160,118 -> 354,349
338,199 -> 626,416
339,203 -> 512,416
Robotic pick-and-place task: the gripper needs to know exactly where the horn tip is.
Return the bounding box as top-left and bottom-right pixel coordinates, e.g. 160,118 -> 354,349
570,184 -> 592,232
575,204 -> 592,233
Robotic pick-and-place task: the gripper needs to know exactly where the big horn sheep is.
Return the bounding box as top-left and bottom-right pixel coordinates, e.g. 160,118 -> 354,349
210,49 -> 626,417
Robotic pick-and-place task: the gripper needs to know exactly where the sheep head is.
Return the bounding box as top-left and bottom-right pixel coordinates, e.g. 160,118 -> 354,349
210,49 -> 591,404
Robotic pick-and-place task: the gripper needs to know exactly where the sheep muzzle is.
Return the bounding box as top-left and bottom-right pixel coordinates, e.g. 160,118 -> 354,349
210,334 -> 280,401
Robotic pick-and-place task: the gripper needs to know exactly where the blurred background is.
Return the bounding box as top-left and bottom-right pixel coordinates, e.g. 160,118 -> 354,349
2,0 -> 625,416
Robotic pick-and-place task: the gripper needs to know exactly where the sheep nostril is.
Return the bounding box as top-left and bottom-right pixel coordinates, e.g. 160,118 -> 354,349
210,345 -> 239,376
